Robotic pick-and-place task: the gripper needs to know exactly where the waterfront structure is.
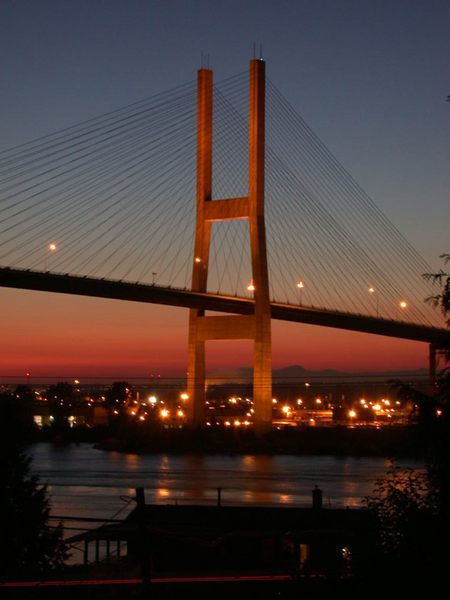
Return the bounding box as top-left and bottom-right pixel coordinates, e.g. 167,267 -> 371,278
67,488 -> 376,580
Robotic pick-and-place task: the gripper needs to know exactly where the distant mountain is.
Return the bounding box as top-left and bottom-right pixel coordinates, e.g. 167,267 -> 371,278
206,364 -> 428,385
206,367 -> 253,385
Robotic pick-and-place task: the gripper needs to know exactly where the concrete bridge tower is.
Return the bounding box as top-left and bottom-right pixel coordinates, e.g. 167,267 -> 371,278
187,59 -> 272,432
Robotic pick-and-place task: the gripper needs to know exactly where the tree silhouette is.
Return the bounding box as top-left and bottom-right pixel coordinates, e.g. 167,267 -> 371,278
105,381 -> 131,409
364,254 -> 450,588
0,393 -> 67,579
46,381 -> 75,429
423,253 -> 450,329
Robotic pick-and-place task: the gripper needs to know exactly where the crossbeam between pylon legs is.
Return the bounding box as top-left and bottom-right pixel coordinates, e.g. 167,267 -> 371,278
187,60 -> 272,433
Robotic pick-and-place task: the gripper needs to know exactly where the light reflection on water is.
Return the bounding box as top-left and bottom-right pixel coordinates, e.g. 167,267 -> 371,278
29,443 -> 425,519
28,443 -> 425,566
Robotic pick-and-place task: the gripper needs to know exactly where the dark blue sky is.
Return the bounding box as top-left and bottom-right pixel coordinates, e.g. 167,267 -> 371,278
0,0 -> 448,377
1,0 -> 448,263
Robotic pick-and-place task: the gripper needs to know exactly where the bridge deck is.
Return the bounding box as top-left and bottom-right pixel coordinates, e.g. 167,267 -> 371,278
0,267 -> 448,346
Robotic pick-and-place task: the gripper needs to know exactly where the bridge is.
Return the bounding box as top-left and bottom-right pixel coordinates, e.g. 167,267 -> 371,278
0,267 -> 447,346
0,58 -> 448,431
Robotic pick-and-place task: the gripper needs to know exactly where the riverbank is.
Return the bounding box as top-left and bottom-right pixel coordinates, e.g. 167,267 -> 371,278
32,424 -> 426,458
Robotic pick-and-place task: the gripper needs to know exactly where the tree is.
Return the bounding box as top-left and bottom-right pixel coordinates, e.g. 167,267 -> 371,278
423,252 -> 450,324
0,393 -> 67,579
364,254 -> 450,587
46,381 -> 75,429
423,253 -> 450,365
364,460 -> 438,563
104,381 -> 131,410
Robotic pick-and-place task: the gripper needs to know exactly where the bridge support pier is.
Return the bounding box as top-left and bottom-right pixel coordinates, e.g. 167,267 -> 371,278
187,59 -> 272,433
429,342 -> 437,393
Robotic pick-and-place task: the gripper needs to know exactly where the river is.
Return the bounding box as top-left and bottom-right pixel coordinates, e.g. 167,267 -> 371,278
28,443 -> 425,565
29,442 -> 425,518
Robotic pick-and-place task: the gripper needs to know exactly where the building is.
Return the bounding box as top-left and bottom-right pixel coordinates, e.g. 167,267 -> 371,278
67,488 -> 377,581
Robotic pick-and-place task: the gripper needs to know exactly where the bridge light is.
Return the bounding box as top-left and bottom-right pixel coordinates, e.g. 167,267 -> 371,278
247,279 -> 255,292
296,280 -> 304,305
368,286 -> 379,316
45,242 -> 57,270
195,257 -> 201,263
180,392 -> 189,401
399,300 -> 407,309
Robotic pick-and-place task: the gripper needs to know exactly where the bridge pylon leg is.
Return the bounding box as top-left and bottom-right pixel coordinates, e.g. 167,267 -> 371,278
429,342 -> 437,394
187,59 -> 272,433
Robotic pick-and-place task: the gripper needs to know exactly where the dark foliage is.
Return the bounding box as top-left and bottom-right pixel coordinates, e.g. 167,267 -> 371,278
0,393 -> 68,580
362,254 -> 450,587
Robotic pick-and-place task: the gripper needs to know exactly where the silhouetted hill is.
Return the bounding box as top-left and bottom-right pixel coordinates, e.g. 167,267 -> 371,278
206,364 -> 428,385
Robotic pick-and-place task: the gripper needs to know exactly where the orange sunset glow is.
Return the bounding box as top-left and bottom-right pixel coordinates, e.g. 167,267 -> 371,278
0,288 -> 430,380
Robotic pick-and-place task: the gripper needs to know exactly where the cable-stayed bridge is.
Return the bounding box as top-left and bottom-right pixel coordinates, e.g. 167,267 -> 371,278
0,59 -> 448,430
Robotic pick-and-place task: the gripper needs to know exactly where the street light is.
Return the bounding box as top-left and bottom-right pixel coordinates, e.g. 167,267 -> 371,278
45,242 -> 57,270
368,286 -> 379,317
296,280 -> 304,305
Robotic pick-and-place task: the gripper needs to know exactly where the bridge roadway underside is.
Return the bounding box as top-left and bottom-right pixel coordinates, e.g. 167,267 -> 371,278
0,267 -> 449,347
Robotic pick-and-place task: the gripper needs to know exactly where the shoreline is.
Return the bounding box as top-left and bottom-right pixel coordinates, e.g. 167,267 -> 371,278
31,424 -> 426,459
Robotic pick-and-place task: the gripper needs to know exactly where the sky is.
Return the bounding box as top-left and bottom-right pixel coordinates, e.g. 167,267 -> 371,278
0,0 -> 449,381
